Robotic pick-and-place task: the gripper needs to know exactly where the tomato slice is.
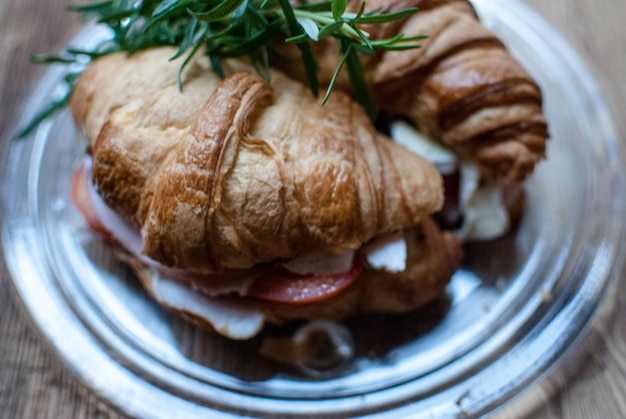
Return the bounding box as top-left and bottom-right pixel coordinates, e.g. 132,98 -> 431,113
70,160 -> 111,237
247,260 -> 363,304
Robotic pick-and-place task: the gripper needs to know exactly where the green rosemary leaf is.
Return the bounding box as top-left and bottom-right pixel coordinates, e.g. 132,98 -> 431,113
15,93 -> 71,139
67,1 -> 113,13
65,47 -> 118,58
220,19 -> 282,56
245,4 -> 269,24
148,0 -> 194,28
352,42 -> 375,55
64,72 -> 82,84
231,0 -> 249,19
403,34 -> 429,41
261,45 -> 271,81
317,20 -> 343,39
277,0 -> 318,96
344,42 -> 375,120
354,1 -> 366,20
96,8 -> 137,23
296,17 -> 319,41
355,7 -> 418,25
176,29 -> 205,90
209,52 -> 225,78
276,0 -> 304,42
170,17 -> 199,60
352,25 -> 373,52
152,0 -> 187,19
116,13 -> 141,39
188,0 -> 248,22
30,54 -> 76,64
380,44 -> 423,51
247,43 -> 271,81
285,33 -> 308,43
369,34 -> 426,48
331,0 -> 347,21
321,42 -> 351,106
296,1 -> 333,12
299,45 -> 318,97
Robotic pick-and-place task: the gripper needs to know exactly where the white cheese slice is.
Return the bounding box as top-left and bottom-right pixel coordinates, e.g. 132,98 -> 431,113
457,163 -> 509,241
84,158 -> 144,255
363,230 -> 407,273
189,277 -> 257,297
389,121 -> 509,241
282,250 -> 356,275
151,274 -> 265,340
390,120 -> 457,174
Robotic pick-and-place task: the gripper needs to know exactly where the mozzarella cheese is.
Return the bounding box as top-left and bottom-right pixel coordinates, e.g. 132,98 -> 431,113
457,163 -> 510,241
150,274 -> 265,340
390,120 -> 457,175
390,121 -> 510,241
282,250 -> 356,275
363,230 -> 407,273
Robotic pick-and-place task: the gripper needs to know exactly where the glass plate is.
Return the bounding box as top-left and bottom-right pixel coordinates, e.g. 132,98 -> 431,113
2,0 -> 625,417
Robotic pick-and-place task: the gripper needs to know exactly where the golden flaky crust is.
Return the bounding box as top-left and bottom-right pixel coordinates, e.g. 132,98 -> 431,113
70,48 -> 445,274
277,0 -> 549,181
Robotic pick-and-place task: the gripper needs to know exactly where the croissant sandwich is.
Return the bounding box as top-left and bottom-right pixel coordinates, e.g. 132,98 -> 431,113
69,47 -> 462,340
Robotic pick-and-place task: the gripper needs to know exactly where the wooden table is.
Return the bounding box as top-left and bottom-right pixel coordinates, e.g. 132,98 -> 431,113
1,0 -> 625,417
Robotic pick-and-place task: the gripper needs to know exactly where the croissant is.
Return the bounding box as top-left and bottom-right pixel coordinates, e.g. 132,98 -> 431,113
69,48 -> 462,337
277,0 -> 548,181
71,47 -> 446,274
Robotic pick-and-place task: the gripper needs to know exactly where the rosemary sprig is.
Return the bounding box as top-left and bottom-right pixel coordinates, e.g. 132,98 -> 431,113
17,0 -> 425,138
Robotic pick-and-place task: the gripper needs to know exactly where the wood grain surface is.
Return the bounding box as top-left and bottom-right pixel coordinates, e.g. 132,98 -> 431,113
1,0 -> 625,418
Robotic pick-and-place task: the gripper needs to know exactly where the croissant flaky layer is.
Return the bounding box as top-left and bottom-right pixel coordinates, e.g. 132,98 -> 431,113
71,48 -> 445,274
278,0 -> 549,181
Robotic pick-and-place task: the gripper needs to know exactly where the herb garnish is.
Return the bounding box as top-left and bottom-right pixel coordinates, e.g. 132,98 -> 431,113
17,0 -> 426,138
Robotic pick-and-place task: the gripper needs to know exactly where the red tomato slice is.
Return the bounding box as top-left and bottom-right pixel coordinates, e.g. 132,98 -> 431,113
70,161 -> 110,237
247,261 -> 363,304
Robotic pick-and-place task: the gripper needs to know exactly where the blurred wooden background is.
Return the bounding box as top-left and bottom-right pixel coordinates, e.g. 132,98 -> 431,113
1,0 -> 625,417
